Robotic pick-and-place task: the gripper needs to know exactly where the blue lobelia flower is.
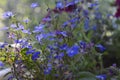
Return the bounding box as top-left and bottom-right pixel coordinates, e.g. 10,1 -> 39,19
96,74 -> 107,80
60,44 -> 68,50
23,19 -> 29,23
0,61 -> 4,67
0,42 -> 8,48
56,1 -> 64,9
55,52 -> 64,59
22,29 -> 31,34
36,34 -> 44,42
26,49 -> 35,55
10,24 -> 17,28
94,11 -> 102,19
30,2 -> 39,8
95,44 -> 106,53
3,11 -> 14,18
79,41 -> 86,49
84,18 -> 90,31
32,24 -> 45,33
67,44 -> 80,57
44,68 -> 51,75
31,51 -> 40,61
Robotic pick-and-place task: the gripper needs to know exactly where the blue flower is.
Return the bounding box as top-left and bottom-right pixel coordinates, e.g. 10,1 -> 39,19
94,11 -> 102,19
36,34 -> 45,42
55,52 -> 64,59
31,51 -> 40,60
0,26 -> 9,31
96,74 -> 107,80
83,10 -> 89,17
84,18 -> 89,31
0,61 -> 4,67
31,3 -> 39,8
44,68 -> 51,75
79,41 -> 86,49
3,11 -> 13,18
60,44 -> 68,50
0,42 -> 8,48
26,49 -> 35,55
10,24 -> 17,28
67,44 -> 79,57
60,31 -> 67,37
56,1 -> 63,9
22,29 -> 31,34
95,44 -> 106,53
23,19 -> 29,23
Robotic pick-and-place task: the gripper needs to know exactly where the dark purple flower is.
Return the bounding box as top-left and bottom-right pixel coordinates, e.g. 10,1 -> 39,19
64,1 -> 77,12
115,0 -> 120,6
115,7 -> 120,18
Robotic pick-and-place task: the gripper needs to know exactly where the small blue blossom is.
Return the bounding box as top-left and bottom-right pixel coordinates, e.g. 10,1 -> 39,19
67,44 -> 80,57
84,18 -> 89,31
83,10 -> 89,17
96,74 -> 107,80
0,42 -> 8,48
44,68 -> 51,75
94,11 -> 102,19
14,39 -> 22,44
60,44 -> 68,50
95,44 -> 106,53
56,1 -> 63,9
79,41 -> 86,49
0,26 -> 9,30
33,24 -> 45,33
0,61 -> 4,67
31,3 -> 39,8
36,34 -> 45,42
55,52 -> 64,59
60,31 -> 67,37
23,19 -> 29,23
3,11 -> 14,18
10,24 -> 17,28
22,29 -> 31,34
31,51 -> 40,60
26,49 -> 35,55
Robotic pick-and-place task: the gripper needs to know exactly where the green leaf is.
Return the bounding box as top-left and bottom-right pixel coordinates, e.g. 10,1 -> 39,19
76,72 -> 97,80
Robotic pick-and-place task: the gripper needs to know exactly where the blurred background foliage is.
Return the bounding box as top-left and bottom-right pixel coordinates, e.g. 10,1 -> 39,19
0,0 -> 120,67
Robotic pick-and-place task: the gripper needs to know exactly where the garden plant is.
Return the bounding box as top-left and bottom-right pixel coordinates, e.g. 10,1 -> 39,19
0,0 -> 120,80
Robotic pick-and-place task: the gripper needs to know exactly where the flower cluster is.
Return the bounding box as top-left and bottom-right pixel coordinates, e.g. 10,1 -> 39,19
115,0 -> 120,17
1,0 -> 118,80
